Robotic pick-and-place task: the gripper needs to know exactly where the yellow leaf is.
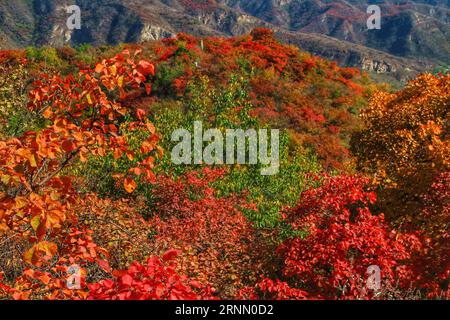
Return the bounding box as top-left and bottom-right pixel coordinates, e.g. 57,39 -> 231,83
30,215 -> 41,232
109,65 -> 117,76
29,154 -> 37,167
23,246 -> 35,264
15,197 -> 28,209
118,75 -> 124,88
1,174 -> 10,184
50,191 -> 60,201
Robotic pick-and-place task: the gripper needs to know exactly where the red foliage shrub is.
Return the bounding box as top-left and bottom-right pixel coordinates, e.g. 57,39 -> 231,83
278,175 -> 421,299
406,172 -> 449,298
238,278 -> 309,300
0,50 -> 26,64
88,252 -> 215,300
340,67 -> 360,80
147,168 -> 273,299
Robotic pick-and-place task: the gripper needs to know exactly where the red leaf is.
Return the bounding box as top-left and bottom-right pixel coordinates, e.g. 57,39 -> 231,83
97,259 -> 112,272
62,139 -> 76,152
138,60 -> 155,77
136,109 -> 146,121
162,249 -> 180,261
120,274 -> 133,287
145,83 -> 152,95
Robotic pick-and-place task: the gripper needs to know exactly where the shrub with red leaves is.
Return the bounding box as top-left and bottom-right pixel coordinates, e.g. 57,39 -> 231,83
88,251 -> 215,300
148,168 -> 272,299
278,175 -> 421,299
407,172 -> 449,298
238,278 -> 309,300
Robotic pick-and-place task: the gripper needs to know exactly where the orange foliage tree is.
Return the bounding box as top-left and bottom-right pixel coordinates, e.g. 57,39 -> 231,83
352,73 -> 449,220
0,49 -> 164,298
351,73 -> 449,298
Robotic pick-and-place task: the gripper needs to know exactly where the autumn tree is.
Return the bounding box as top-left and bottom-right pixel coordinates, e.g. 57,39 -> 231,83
0,49 -> 162,298
351,73 -> 449,220
351,74 -> 449,297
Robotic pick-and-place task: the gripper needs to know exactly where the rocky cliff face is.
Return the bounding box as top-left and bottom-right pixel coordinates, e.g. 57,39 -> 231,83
0,0 -> 448,80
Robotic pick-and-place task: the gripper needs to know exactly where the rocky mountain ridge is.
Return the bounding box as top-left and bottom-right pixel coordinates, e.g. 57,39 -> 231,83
0,0 -> 448,80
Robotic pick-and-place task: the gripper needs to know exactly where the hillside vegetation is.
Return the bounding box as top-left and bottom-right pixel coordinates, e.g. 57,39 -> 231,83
0,30 -> 448,300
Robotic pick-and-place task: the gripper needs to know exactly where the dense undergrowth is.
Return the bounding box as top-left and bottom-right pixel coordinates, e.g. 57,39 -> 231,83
0,29 -> 448,300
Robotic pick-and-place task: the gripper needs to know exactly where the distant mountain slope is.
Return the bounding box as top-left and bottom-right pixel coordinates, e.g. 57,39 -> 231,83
0,0 -> 448,80
223,0 -> 450,63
